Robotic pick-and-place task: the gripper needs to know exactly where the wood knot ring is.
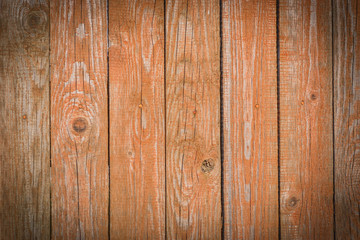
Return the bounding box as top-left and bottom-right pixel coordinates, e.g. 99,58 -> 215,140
201,158 -> 215,173
23,10 -> 47,35
72,117 -> 88,133
288,197 -> 299,208
27,13 -> 41,28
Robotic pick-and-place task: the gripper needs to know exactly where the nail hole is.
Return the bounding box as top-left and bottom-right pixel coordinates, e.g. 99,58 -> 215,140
201,158 -> 215,173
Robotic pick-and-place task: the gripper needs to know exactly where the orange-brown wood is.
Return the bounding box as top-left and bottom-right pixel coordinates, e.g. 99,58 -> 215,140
109,0 -> 165,238
165,0 -> 221,238
222,0 -> 278,239
0,0 -> 50,238
50,0 -> 108,238
279,0 -> 334,239
334,0 -> 360,239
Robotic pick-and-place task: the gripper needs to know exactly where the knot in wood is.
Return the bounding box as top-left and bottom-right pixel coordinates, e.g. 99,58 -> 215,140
288,196 -> 299,208
201,158 -> 215,173
22,10 -> 47,36
72,117 -> 88,133
310,93 -> 317,101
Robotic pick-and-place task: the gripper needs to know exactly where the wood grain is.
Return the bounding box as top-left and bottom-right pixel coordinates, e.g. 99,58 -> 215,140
109,0 -> 165,239
222,0 -> 278,239
0,0 -> 50,239
50,0 -> 108,238
334,0 -> 360,239
279,0 -> 334,239
165,0 -> 221,238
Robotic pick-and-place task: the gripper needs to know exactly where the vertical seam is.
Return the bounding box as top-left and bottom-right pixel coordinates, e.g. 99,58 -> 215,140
49,0 -> 52,239
164,0 -> 167,239
276,0 -> 281,239
106,0 -> 110,238
219,0 -> 224,239
332,0 -> 336,239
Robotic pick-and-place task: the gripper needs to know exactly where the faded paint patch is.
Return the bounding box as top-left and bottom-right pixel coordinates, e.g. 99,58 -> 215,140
76,23 -> 86,39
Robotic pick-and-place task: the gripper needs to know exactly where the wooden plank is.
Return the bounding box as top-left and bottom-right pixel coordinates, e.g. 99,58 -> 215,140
222,0 -> 278,239
0,0 -> 50,239
334,0 -> 360,239
165,0 -> 221,238
279,0 -> 333,239
50,0 -> 108,238
109,0 -> 165,238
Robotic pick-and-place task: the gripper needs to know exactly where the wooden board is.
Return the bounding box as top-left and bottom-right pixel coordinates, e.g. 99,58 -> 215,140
0,0 -> 50,239
279,0 -> 334,238
165,0 -> 221,238
334,0 -> 360,239
50,0 -> 108,238
109,0 -> 165,238
222,0 -> 278,239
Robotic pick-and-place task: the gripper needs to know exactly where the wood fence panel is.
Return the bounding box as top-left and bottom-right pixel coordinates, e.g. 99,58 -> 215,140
0,0 -> 50,239
222,0 -> 278,239
334,0 -> 360,239
279,0 -> 334,239
109,0 -> 165,239
165,0 -> 221,238
50,0 -> 108,238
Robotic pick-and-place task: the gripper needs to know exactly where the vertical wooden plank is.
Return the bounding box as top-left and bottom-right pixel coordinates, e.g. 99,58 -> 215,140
279,0 -> 333,239
109,0 -> 165,238
334,0 -> 360,239
0,0 -> 50,239
222,0 -> 278,239
50,0 -> 108,238
166,0 -> 221,238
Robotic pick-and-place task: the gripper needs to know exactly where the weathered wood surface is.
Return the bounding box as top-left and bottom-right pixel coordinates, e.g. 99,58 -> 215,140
0,0 -> 50,239
279,0 -> 334,239
165,0 -> 221,238
222,0 -> 278,239
334,0 -> 360,239
109,0 -> 165,239
50,0 -> 108,238
3,1 -> 360,238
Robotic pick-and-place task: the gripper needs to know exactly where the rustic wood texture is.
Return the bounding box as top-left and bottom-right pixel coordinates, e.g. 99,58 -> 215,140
0,0 -> 50,239
222,0 -> 278,239
109,0 -> 165,239
279,0 -> 334,239
165,0 -> 221,238
334,0 -> 360,239
50,0 -> 108,238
